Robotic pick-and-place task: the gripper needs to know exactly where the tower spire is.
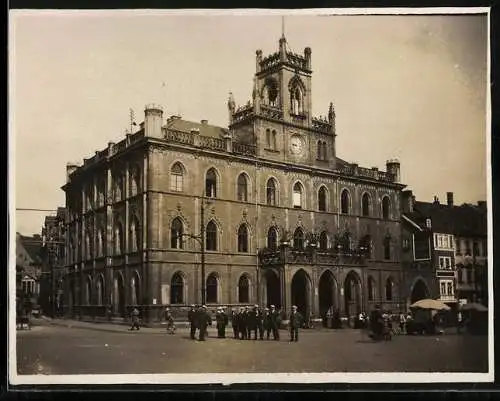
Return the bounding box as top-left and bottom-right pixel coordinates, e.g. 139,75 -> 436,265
281,16 -> 285,39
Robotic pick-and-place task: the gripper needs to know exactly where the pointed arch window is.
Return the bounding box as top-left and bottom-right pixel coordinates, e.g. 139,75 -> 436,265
237,224 -> 249,253
96,275 -> 104,306
206,273 -> 218,303
238,275 -> 250,303
382,196 -> 391,219
266,178 -> 278,206
171,162 -> 184,192
340,189 -> 350,214
368,276 -> 376,301
266,129 -> 271,148
362,193 -> 371,217
205,168 -> 217,198
267,227 -> 278,250
317,141 -> 322,160
130,166 -> 141,196
272,130 -> 277,150
237,173 -> 248,202
290,86 -> 304,115
319,231 -> 328,250
171,218 -> 184,249
206,221 -> 218,251
114,222 -> 123,255
97,178 -> 106,207
293,182 -> 303,209
293,227 -> 305,250
113,174 -> 124,202
318,186 -> 327,212
322,142 -> 327,160
171,273 -> 184,304
385,278 -> 394,301
85,276 -> 92,305
130,274 -> 140,305
97,228 -> 104,257
130,216 -> 141,252
384,236 -> 391,260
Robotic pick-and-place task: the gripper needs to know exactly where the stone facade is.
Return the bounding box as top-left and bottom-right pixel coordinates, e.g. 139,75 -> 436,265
62,35 -> 407,322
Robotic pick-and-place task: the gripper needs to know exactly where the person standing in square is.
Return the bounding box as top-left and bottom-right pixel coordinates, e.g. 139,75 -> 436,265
288,305 -> 303,342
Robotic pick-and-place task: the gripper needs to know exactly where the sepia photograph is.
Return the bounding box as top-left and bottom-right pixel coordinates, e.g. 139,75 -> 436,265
9,8 -> 492,385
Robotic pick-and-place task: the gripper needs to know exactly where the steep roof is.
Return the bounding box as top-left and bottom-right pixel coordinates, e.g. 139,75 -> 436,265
16,233 -> 43,266
165,117 -> 229,139
411,201 -> 487,237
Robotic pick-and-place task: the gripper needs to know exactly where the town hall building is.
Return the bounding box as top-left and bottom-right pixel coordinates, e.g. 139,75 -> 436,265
62,34 -> 406,323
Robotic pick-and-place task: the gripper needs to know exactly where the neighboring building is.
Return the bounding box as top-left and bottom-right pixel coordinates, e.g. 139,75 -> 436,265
62,33 -> 407,322
400,191 -> 440,307
16,233 -> 43,311
402,193 -> 488,309
40,207 -> 67,317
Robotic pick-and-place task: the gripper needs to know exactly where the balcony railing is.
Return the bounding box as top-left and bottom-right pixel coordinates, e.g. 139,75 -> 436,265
311,117 -> 332,133
233,142 -> 257,157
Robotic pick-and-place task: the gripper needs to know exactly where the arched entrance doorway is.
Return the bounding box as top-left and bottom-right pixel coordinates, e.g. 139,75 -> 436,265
113,273 -> 125,316
264,269 -> 281,308
411,279 -> 430,304
344,270 -> 362,318
291,269 -> 311,318
319,270 -> 338,320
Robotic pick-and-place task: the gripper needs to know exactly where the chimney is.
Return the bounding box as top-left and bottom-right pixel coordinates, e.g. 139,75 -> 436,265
477,201 -> 486,208
446,192 -> 454,207
201,119 -> 208,125
144,104 -> 164,138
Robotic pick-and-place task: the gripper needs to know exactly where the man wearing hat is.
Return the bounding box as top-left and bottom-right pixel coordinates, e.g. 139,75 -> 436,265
188,304 -> 197,340
255,305 -> 264,340
239,307 -> 248,340
288,305 -> 303,342
231,309 -> 239,339
263,307 -> 272,340
197,305 -> 212,341
270,305 -> 281,340
216,307 -> 229,338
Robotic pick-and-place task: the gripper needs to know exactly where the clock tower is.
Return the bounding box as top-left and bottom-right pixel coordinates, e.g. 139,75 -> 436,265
229,33 -> 336,169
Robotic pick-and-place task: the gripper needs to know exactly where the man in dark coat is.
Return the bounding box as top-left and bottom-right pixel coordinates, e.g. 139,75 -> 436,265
255,305 -> 264,340
216,307 -> 229,338
369,305 -> 384,340
263,307 -> 272,340
239,307 -> 247,340
188,304 -> 197,340
247,306 -> 258,340
270,305 -> 281,340
288,305 -> 303,342
197,305 -> 212,341
231,309 -> 239,339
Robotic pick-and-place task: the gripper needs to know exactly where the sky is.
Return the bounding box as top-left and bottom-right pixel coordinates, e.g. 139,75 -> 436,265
10,10 -> 489,236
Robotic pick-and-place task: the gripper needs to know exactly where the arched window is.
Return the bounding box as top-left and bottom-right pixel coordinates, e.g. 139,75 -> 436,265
362,193 -> 371,217
384,236 -> 391,260
205,168 -> 217,198
266,178 -> 277,206
385,278 -> 394,301
293,182 -> 303,209
322,142 -> 327,159
170,218 -> 184,249
382,196 -> 391,219
130,274 -> 140,305
340,189 -> 350,214
272,130 -> 277,150
170,162 -> 184,192
95,275 -> 104,306
114,222 -> 123,255
318,186 -> 327,211
114,175 -> 123,202
129,216 -> 141,252
171,273 -> 184,304
97,228 -> 104,257
266,129 -> 271,148
293,227 -> 305,250
319,231 -> 328,250
85,232 -> 92,260
237,224 -> 249,253
237,173 -> 248,202
206,221 -> 217,251
206,273 -> 218,303
264,79 -> 279,107
97,178 -> 106,207
130,166 -> 141,196
238,275 -> 250,303
317,141 -> 322,160
267,227 -> 278,250
290,86 -> 303,115
85,276 -> 92,305
367,276 -> 376,301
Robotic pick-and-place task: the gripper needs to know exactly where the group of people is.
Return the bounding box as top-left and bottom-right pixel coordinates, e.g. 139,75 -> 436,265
186,304 -> 305,342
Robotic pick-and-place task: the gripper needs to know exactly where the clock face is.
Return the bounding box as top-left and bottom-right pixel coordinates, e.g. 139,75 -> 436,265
290,135 -> 305,156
